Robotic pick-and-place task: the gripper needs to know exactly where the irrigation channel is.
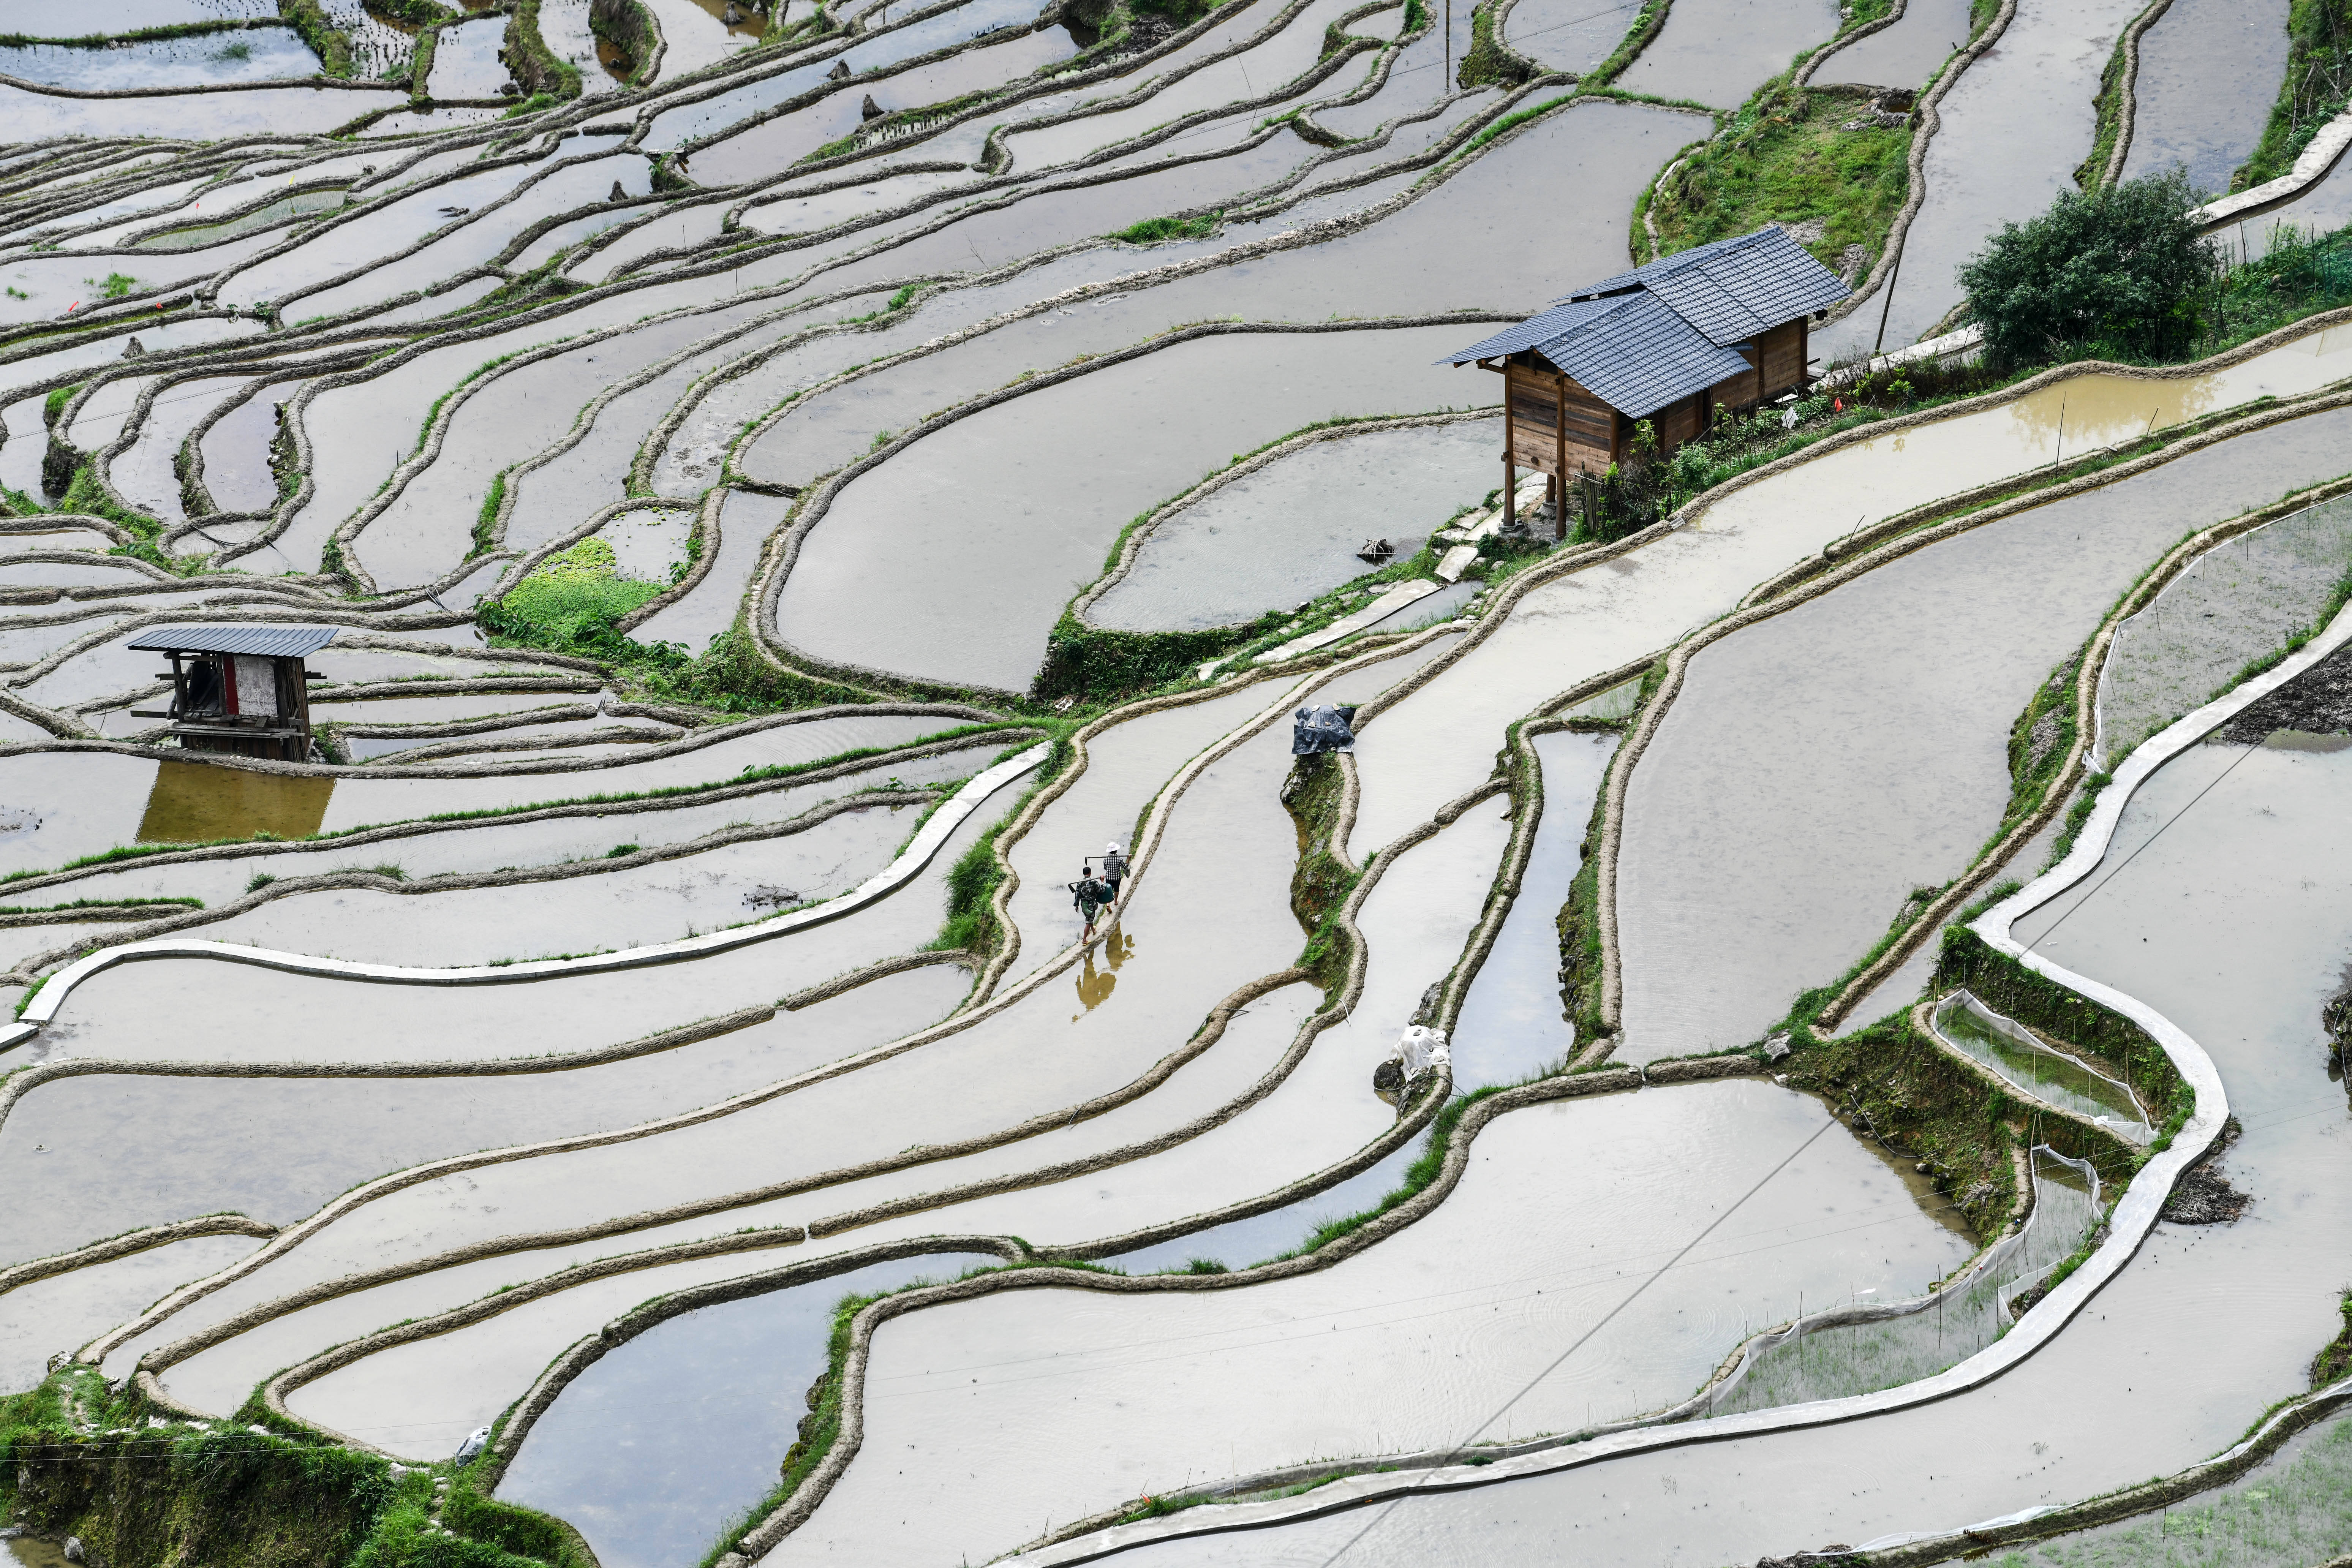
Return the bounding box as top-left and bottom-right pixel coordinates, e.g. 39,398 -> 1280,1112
0,2 -> 2346,1566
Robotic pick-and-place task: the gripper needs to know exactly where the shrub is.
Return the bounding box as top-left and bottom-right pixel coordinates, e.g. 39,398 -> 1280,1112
1959,167 -> 2220,367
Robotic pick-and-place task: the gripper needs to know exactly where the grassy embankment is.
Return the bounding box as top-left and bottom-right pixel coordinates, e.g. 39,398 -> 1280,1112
2236,0 -> 2352,192
0,1370 -> 589,1568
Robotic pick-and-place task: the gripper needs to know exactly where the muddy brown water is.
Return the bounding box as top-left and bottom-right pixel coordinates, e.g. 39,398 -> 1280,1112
136,759 -> 335,844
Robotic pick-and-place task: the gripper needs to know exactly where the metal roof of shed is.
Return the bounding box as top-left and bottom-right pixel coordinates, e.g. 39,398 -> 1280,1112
1566,226 -> 1851,346
1440,291 -> 1755,418
1439,225 -> 1851,416
126,625 -> 339,658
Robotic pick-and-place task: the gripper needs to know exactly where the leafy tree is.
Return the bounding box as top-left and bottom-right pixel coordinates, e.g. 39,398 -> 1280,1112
1959,168 -> 2220,367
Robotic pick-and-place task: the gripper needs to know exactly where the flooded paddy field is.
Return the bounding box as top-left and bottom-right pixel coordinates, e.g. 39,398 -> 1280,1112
2121,0 -> 2291,193
1,0 -> 2346,1563
1618,401 -> 2352,1062
1814,0 -> 2149,358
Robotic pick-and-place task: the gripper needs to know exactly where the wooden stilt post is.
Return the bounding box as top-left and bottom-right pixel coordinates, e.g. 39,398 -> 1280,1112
1503,359 -> 1517,536
1553,371 -> 1570,541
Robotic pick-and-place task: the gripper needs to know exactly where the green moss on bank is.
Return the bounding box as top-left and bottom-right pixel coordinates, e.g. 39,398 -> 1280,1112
1280,751 -> 1357,991
505,0 -> 584,100
276,0 -> 353,76
1933,925 -> 2196,1156
2235,0 -> 2352,191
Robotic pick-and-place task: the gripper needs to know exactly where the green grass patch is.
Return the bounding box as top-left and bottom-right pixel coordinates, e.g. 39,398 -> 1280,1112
2235,0 -> 2352,190
1111,210 -> 1222,244
1644,81 -> 1909,275
482,537 -> 665,649
277,0 -> 354,75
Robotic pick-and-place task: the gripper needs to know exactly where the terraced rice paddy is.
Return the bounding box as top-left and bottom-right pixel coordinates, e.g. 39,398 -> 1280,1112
0,2 -> 2349,1566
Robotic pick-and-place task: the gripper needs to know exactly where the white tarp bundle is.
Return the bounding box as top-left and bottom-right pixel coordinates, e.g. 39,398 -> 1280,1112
1392,1024 -> 1449,1078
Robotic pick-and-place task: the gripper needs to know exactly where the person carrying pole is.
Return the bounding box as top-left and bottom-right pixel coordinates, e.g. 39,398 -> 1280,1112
1101,841 -> 1128,903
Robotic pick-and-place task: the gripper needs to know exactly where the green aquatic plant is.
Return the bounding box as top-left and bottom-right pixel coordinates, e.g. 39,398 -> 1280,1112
1110,210 -> 1221,244
482,537 -> 667,652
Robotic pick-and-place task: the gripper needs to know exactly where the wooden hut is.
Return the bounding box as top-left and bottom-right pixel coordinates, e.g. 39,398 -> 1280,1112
1441,226 -> 1851,533
128,625 -> 336,762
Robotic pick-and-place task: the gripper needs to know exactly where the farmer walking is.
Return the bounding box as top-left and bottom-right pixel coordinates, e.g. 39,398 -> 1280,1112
1102,841 -> 1128,903
1070,865 -> 1111,939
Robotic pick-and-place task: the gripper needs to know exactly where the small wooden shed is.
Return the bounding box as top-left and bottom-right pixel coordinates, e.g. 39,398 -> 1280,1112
1441,226 -> 1850,528
128,624 -> 336,762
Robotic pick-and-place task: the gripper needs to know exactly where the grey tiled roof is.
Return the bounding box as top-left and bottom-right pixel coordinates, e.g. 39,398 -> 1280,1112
1441,224 -> 1851,416
128,624 -> 340,657
1564,226 -> 1850,346
1440,292 -> 1753,417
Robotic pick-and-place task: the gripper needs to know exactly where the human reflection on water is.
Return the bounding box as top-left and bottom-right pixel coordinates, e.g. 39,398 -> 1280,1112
1072,921 -> 1134,1018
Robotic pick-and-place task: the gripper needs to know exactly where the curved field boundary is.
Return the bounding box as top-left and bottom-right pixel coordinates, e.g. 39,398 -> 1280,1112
1000,598 -> 2352,1568
700,761 -> 1563,1555
1597,400 -> 2352,1037
2194,103 -> 2352,228
0,784 -> 944,982
748,316 -> 1516,699
1813,0 -> 2019,339
1069,408 -> 1495,628
149,961 -> 1311,1411
0,703 -> 1001,793
1792,0 -> 1908,88
0,741 -> 1045,1053
329,277 -> 911,593
970,620 -> 1474,1004
0,725 -> 1016,925
0,1214 -> 279,1300
2096,0 -> 2178,189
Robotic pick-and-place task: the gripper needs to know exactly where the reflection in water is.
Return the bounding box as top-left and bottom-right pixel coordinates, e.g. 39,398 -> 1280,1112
1073,923 -> 1134,1017
498,1252 -> 985,1568
136,759 -> 334,844
683,0 -> 769,38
